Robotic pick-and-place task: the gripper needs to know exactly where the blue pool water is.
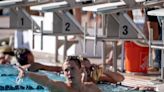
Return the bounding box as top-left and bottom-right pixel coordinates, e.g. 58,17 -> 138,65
0,65 -> 142,92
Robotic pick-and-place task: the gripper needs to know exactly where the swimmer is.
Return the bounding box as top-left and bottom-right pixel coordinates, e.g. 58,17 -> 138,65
17,56 -> 101,92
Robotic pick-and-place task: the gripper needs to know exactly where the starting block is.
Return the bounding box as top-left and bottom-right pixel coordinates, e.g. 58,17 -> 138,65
0,0 -> 22,8
30,0 -> 98,12
0,0 -> 40,29
30,0 -> 100,35
82,0 -> 164,71
10,8 -> 32,29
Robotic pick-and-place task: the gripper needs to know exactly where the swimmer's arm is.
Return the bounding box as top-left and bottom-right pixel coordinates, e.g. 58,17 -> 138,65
26,72 -> 67,89
28,63 -> 62,72
103,70 -> 124,83
40,65 -> 62,72
26,72 -> 51,86
17,66 -> 52,87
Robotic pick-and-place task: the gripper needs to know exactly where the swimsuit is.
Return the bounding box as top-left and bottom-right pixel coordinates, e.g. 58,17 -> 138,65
90,66 -> 103,82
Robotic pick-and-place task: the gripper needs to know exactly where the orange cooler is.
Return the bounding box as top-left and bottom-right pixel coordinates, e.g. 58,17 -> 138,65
125,41 -> 149,73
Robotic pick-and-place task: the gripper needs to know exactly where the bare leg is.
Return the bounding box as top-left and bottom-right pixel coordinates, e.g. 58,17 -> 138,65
106,50 -> 113,66
106,42 -> 122,66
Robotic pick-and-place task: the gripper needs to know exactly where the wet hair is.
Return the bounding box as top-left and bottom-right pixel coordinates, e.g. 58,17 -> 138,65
14,48 -> 32,65
65,56 -> 81,69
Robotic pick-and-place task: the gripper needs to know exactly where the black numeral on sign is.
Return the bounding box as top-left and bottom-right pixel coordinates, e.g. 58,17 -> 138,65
122,25 -> 128,35
65,23 -> 70,31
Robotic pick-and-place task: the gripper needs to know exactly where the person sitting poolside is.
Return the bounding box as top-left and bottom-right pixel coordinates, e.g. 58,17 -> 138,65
79,56 -> 124,84
16,56 -> 101,92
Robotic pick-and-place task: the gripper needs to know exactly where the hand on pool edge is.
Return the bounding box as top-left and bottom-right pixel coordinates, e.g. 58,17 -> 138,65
16,66 -> 27,78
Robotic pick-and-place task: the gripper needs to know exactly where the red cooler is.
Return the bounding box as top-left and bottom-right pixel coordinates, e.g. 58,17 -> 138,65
125,41 -> 149,73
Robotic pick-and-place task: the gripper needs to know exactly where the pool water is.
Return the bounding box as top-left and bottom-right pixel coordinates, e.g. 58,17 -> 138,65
0,65 -> 66,92
0,65 -> 142,92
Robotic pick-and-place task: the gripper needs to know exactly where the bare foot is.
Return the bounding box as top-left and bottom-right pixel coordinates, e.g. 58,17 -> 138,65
148,66 -> 160,72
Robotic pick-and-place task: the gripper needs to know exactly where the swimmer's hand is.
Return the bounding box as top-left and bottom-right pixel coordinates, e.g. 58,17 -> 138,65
81,67 -> 88,82
21,64 -> 31,70
13,65 -> 26,84
16,66 -> 26,78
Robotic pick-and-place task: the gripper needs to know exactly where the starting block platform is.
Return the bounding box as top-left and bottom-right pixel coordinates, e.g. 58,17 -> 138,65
30,0 -> 99,12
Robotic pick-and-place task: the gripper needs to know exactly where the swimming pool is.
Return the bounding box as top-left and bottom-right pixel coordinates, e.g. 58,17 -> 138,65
0,65 -> 142,92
